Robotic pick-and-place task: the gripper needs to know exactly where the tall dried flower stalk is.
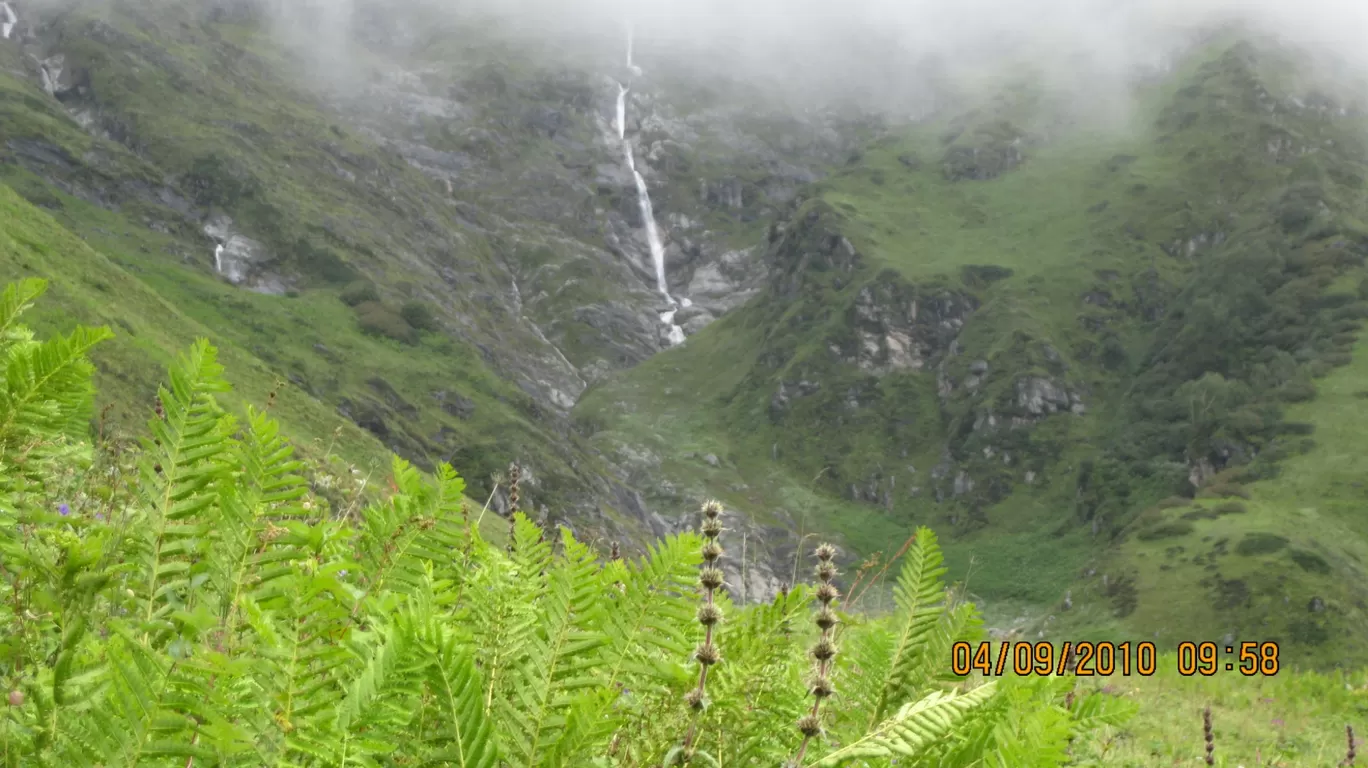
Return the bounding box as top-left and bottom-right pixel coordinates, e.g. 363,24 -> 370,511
792,543 -> 840,766
1202,706 -> 1214,766
1344,724 -> 1357,767
680,499 -> 726,757
503,463 -> 522,554
508,462 -> 522,513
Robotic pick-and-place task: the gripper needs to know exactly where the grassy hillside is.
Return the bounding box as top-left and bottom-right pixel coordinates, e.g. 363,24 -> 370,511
0,0 -> 670,541
1034,650 -> 1368,766
577,37 -> 1368,666
0,182 -> 378,466
0,0 -> 861,548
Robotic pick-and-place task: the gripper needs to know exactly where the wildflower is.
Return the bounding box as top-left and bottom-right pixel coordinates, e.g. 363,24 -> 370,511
681,499 -> 725,748
57,503 -> 70,516
792,542 -> 841,765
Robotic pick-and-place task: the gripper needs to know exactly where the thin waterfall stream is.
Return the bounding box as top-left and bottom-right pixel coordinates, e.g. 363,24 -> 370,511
1,3 -> 18,40
614,24 -> 685,345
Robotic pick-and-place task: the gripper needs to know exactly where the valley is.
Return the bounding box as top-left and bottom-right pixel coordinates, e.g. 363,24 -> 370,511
3,0 -> 1368,674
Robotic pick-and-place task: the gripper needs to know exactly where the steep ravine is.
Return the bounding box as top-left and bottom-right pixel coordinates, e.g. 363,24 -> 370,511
0,0 -> 863,596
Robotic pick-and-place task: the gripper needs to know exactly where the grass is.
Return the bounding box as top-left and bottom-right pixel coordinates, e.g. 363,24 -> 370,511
1069,652 -> 1368,766
0,181 -> 376,464
1080,320 -> 1368,670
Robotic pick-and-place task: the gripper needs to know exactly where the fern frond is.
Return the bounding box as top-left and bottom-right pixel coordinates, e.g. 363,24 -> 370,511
0,278 -> 46,351
467,539 -> 538,718
415,616 -> 501,768
59,631 -> 219,767
810,682 -> 998,766
0,324 -> 112,441
707,587 -> 812,765
598,532 -> 700,690
209,404 -> 309,652
495,527 -> 607,767
968,676 -> 1076,768
130,339 -> 233,646
868,526 -> 950,726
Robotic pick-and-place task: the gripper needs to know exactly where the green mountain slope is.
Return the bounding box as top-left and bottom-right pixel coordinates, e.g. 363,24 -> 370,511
1,0 -> 861,552
6,0 -> 1368,668
1,2 -> 608,513
578,38 -> 1368,666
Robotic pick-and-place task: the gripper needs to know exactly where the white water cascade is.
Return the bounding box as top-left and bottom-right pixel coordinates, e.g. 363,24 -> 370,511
629,154 -> 669,297
1,3 -> 17,40
213,244 -> 224,274
626,23 -> 643,78
614,24 -> 684,345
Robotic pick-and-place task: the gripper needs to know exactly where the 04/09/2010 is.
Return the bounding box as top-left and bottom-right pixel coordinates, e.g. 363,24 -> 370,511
951,641 -> 1157,677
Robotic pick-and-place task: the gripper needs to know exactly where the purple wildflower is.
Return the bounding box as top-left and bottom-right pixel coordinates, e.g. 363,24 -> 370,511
57,503 -> 70,517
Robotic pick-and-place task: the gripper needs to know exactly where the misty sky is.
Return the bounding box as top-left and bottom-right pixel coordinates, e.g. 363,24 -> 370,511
399,1 -> 1361,102
248,0 -> 1368,117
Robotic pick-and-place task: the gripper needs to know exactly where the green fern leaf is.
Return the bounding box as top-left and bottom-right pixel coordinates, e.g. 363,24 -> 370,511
0,278 -> 46,345
495,527 -> 607,767
416,619 -> 501,768
811,683 -> 998,766
869,526 -> 951,726
130,340 -> 233,646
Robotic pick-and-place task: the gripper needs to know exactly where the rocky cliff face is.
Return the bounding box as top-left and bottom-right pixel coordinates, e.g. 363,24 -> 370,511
0,0 -> 871,596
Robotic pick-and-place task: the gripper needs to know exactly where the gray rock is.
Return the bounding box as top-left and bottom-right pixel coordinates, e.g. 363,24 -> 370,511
1015,377 -> 1074,416
673,304 -> 711,325
841,284 -> 977,375
953,471 -> 975,497
687,263 -> 733,295
681,313 -> 714,335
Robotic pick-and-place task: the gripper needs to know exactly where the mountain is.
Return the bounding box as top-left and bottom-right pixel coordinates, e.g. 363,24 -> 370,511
3,0 -> 1368,668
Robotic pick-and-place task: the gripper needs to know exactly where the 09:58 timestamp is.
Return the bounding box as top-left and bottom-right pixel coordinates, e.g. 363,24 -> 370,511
1177,641 -> 1280,677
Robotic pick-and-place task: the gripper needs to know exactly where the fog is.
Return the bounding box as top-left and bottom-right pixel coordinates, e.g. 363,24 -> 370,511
21,0 -> 1366,117
242,0 -> 1368,121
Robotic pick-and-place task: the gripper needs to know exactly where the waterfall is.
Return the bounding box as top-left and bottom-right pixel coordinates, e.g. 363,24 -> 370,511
626,22 -> 642,77
660,309 -> 686,346
213,244 -> 224,274
614,25 -> 684,345
630,165 -> 669,297
1,3 -> 16,40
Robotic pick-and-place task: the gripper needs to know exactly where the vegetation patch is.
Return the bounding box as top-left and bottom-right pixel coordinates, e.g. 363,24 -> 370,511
354,300 -> 418,345
1235,532 -> 1291,556
1288,548 -> 1332,574
1136,520 -> 1196,541
1197,482 -> 1251,499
